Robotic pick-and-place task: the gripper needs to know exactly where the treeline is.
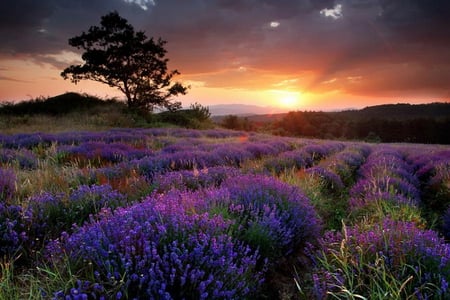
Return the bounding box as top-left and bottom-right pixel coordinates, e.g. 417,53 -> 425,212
220,103 -> 450,144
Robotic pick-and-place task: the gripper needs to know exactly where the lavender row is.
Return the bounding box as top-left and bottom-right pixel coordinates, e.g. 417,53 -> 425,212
308,147 -> 449,298
309,218 -> 450,299
79,139 -> 297,183
409,149 -> 450,238
305,145 -> 371,194
263,142 -> 346,174
0,128 -> 248,149
1,177 -> 129,259
349,147 -> 421,211
45,174 -> 320,299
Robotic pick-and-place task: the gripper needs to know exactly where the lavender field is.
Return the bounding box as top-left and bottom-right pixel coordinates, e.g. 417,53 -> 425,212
1,128 -> 450,299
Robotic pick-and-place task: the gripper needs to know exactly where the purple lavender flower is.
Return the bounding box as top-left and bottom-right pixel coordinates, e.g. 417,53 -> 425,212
0,148 -> 38,169
0,201 -> 26,257
220,174 -> 321,259
306,166 -> 345,192
310,218 -> 450,298
46,191 -> 264,299
153,167 -> 241,192
349,148 -> 421,212
0,168 -> 15,202
25,184 -> 126,248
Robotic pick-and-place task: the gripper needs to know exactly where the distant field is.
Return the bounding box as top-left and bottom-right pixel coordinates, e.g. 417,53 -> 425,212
1,128 -> 449,299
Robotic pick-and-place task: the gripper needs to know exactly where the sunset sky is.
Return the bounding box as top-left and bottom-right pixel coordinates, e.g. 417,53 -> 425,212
0,0 -> 449,111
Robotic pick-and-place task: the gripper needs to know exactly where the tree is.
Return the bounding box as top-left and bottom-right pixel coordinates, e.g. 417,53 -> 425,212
61,11 -> 187,112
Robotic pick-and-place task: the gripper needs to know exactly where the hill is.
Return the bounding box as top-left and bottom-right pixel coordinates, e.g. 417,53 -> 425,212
337,103 -> 450,121
0,93 -> 124,115
216,102 -> 450,144
0,93 -> 213,134
233,102 -> 450,123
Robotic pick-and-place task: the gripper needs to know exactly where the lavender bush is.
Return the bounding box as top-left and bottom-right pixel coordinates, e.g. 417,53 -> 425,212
220,175 -> 321,259
153,166 -> 241,192
309,218 -> 450,299
25,184 -> 127,250
348,148 -> 421,217
46,192 -> 264,299
0,148 -> 38,169
0,202 -> 26,258
57,142 -> 152,167
0,168 -> 16,202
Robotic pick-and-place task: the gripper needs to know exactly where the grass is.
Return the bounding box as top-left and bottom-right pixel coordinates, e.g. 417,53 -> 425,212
0,104 -> 142,134
278,168 -> 349,231
0,93 -> 213,134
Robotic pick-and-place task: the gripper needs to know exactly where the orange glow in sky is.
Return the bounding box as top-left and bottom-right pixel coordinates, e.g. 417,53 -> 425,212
0,1 -> 449,112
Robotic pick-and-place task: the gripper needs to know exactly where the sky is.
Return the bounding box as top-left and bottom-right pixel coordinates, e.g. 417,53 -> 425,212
0,0 -> 449,111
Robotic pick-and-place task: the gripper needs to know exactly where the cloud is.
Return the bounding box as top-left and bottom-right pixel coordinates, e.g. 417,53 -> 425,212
0,0 -> 449,99
0,75 -> 30,83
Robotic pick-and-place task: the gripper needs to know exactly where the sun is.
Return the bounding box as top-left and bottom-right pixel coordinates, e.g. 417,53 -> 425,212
271,90 -> 301,109
280,94 -> 298,108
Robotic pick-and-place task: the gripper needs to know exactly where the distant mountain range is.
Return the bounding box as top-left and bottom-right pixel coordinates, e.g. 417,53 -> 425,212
210,102 -> 450,120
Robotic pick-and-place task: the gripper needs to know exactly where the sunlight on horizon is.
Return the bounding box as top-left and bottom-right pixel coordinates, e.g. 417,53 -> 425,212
270,90 -> 302,110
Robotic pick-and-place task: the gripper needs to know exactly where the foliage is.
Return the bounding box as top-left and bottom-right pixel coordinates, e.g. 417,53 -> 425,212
156,103 -> 213,129
61,11 -> 187,112
46,192 -> 264,299
218,175 -> 321,260
309,218 -> 450,299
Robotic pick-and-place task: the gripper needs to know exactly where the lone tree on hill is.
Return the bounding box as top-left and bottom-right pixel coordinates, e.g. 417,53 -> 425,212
61,11 -> 187,112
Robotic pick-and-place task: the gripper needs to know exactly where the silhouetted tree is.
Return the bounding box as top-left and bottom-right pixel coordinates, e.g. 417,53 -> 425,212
61,11 -> 187,112
189,102 -> 211,122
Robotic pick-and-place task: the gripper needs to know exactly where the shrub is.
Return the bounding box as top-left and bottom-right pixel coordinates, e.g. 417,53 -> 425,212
0,149 -> 38,169
220,175 -> 321,259
153,166 -> 241,192
309,218 -> 450,299
46,192 -> 263,299
25,184 -> 127,250
305,166 -> 344,194
0,168 -> 16,202
0,203 -> 26,258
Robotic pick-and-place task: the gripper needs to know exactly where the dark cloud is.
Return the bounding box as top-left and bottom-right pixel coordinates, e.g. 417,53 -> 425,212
0,0 -> 152,55
0,0 -> 449,98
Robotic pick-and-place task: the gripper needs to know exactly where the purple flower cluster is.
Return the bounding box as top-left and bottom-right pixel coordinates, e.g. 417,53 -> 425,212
263,142 -> 345,174
349,148 -> 421,210
320,146 -> 370,185
132,143 -> 267,180
46,191 -> 264,299
219,175 -> 321,259
57,142 -> 153,166
153,166 -> 241,192
0,201 -> 26,257
0,148 -> 38,169
0,169 -> 26,257
43,173 -> 321,298
0,128 -> 246,150
410,150 -> 450,221
310,218 -> 450,299
25,184 -> 127,248
305,166 -> 345,193
0,168 -> 15,202
303,142 -> 345,162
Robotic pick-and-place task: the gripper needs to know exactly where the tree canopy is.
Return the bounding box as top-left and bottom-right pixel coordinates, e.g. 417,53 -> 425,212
61,11 -> 187,112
